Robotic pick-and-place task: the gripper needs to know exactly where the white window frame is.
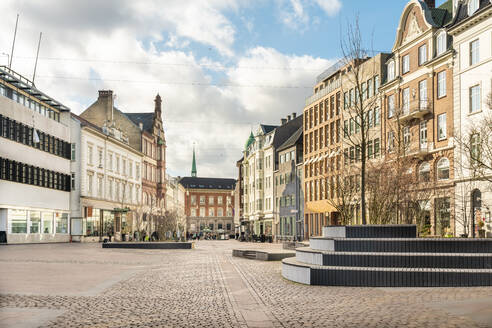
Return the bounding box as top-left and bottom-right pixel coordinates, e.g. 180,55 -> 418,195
436,32 -> 446,56
437,113 -> 447,141
468,0 -> 479,15
388,61 -> 395,80
436,157 -> 450,180
470,39 -> 480,66
402,55 -> 410,74
437,71 -> 446,98
469,85 -> 481,113
402,88 -> 410,115
418,44 -> 427,65
388,95 -> 395,118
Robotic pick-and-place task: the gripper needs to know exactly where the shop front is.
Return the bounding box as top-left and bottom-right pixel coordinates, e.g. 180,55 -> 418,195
0,207 -> 69,244
81,205 -> 129,242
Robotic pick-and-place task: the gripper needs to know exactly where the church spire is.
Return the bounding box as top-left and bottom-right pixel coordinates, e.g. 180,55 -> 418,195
191,145 -> 197,177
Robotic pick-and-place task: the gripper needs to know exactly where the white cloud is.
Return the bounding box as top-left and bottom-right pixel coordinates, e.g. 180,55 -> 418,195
314,0 -> 342,17
277,0 -> 342,31
0,0 -> 336,179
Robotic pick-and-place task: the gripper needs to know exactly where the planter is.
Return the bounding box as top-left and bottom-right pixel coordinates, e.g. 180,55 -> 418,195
460,233 -> 468,238
478,229 -> 486,238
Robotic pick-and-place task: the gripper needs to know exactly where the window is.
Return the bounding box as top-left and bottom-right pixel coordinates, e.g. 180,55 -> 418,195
10,209 -> 27,233
191,208 -> 197,217
136,164 -> 140,179
468,0 -> 479,15
387,131 -> 395,152
374,75 -> 380,93
200,196 -> 205,205
418,44 -> 427,65
108,153 -> 113,171
209,196 -> 214,205
403,126 -> 410,145
71,173 -> 75,190
367,140 -> 373,158
402,88 -> 410,115
419,79 -> 428,109
30,211 -> 41,233
87,173 -> 93,196
98,149 -> 103,167
469,85 -> 481,113
388,95 -> 395,118
437,71 -> 446,98
375,107 -> 380,126
470,39 -> 479,66
98,177 -> 103,197
419,162 -> 430,182
436,157 -> 450,180
436,32 -> 446,56
71,143 -> 76,161
402,55 -> 410,74
420,121 -> 428,148
191,195 -> 196,205
374,138 -> 380,157
470,133 -> 481,163
88,146 -> 93,165
218,208 -> 223,217
42,212 -> 53,234
200,207 -> 205,217
388,61 -> 395,80
367,78 -> 373,98
55,213 -> 68,234
208,208 -> 214,217
437,113 -> 447,140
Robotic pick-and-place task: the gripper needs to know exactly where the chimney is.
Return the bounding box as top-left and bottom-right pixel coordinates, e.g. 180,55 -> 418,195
287,115 -> 291,121
139,122 -> 143,131
98,90 -> 114,123
423,0 -> 435,8
281,118 -> 287,125
292,112 -> 296,119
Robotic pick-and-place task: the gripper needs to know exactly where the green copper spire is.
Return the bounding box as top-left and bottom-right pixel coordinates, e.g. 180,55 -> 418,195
191,145 -> 197,177
245,131 -> 255,150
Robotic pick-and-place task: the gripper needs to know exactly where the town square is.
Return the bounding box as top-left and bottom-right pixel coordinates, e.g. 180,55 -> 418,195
1,0 -> 492,326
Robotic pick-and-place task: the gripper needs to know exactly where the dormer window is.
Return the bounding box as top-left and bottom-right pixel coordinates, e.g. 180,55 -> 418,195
468,0 -> 479,16
436,32 -> 447,56
388,61 -> 395,80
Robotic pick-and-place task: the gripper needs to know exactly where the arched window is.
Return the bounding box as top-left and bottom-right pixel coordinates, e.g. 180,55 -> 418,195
388,61 -> 395,80
436,31 -> 447,56
436,157 -> 450,180
468,0 -> 479,15
419,162 -> 431,182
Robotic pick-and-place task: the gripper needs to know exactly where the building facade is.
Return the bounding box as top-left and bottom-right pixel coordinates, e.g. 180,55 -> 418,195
449,0 -> 492,237
381,0 -> 455,236
180,177 -> 235,237
165,173 -> 186,237
274,126 -> 304,241
80,90 -> 166,233
0,66 -> 71,243
70,114 -> 142,241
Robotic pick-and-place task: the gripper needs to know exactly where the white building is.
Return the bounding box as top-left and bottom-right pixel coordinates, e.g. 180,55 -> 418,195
70,114 -> 143,241
165,174 -> 186,236
0,66 -> 71,243
450,0 -> 492,237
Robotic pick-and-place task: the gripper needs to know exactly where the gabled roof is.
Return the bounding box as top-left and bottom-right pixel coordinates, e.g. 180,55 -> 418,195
260,124 -> 277,134
277,126 -> 302,152
272,115 -> 303,149
448,0 -> 491,29
179,177 -> 236,190
125,112 -> 155,133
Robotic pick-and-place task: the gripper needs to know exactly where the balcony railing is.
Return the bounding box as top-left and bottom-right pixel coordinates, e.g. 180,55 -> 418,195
400,99 -> 432,122
407,142 -> 434,159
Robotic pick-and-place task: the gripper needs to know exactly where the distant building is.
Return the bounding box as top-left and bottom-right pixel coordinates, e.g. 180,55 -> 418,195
180,150 -> 235,237
0,66 -> 71,243
165,173 -> 186,236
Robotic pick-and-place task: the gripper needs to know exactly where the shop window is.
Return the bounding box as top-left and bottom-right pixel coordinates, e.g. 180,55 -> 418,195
30,211 -> 41,233
42,212 -> 53,234
10,209 -> 27,233
56,213 -> 69,234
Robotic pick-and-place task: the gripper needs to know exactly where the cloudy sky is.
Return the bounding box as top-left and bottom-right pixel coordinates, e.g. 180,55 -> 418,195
1,0 -> 417,178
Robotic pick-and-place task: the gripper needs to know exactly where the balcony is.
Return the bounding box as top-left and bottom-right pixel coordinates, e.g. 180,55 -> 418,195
407,142 -> 434,159
399,100 -> 432,123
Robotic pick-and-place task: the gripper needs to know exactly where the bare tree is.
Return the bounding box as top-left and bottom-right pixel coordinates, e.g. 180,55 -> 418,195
156,210 -> 178,240
339,15 -> 382,225
327,170 -> 358,225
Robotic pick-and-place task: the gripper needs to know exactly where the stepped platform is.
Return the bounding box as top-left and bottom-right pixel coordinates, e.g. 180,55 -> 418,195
232,248 -> 295,261
296,247 -> 492,269
282,225 -> 492,287
283,257 -> 492,287
102,242 -> 193,249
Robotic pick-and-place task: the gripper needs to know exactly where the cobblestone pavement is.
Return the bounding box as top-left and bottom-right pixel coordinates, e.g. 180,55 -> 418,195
1,241 -> 491,328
